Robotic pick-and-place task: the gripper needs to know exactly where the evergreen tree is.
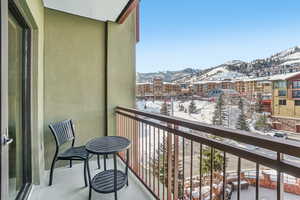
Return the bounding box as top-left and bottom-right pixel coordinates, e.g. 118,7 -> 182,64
212,94 -> 228,126
201,146 -> 225,176
255,114 -> 271,132
236,98 -> 249,131
160,101 -> 170,116
188,99 -> 197,114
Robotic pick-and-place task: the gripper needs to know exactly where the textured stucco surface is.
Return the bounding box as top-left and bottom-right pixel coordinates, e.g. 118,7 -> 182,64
107,11 -> 137,136
44,9 -> 106,169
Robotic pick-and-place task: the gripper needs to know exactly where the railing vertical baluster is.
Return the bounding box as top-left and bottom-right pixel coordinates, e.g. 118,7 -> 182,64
138,120 -> 140,176
163,130 -> 166,200
132,118 -> 135,169
123,114 -> 125,137
142,122 -> 144,180
256,163 -> 259,200
238,157 -> 242,200
125,115 -> 127,139
190,141 -> 193,200
129,118 -> 132,167
174,135 -> 179,200
199,143 -> 203,200
182,138 -> 185,200
167,132 -> 172,200
146,124 -> 148,186
222,152 -> 226,200
116,113 -> 119,136
277,152 -> 284,200
134,119 -> 136,170
153,127 -> 156,193
130,119 -> 132,167
158,128 -> 160,198
121,114 -> 123,136
149,125 -> 152,188
210,147 -> 213,200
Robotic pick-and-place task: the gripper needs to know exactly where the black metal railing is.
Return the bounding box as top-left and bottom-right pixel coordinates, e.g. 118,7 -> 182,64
115,106 -> 300,200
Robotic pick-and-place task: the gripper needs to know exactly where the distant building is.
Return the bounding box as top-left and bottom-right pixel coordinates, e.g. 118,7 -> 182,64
207,88 -> 239,98
136,82 -> 153,98
136,77 -> 181,99
153,77 -> 163,99
270,72 -> 300,132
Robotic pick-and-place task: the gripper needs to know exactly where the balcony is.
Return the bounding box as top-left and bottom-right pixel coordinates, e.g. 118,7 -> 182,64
28,106 -> 300,200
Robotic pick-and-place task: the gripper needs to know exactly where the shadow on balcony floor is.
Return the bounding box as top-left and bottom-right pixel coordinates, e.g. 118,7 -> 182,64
29,158 -> 154,200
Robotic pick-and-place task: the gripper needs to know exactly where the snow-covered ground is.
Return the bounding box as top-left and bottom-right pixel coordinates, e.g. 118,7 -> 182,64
136,99 -> 242,129
136,99 -> 216,124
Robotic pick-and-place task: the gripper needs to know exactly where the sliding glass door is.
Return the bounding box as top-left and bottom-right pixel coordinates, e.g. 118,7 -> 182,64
1,1 -> 32,199
8,10 -> 25,200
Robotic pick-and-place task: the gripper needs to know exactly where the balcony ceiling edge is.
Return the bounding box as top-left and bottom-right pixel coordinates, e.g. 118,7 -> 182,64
43,0 -> 130,22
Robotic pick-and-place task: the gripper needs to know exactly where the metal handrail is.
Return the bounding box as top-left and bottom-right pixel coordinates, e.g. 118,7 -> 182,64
116,106 -> 300,158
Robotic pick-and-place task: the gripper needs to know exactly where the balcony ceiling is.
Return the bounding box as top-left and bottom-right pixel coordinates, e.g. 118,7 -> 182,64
43,0 -> 130,22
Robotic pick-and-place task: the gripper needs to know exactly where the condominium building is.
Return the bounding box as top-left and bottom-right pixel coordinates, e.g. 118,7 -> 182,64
136,77 -> 181,99
136,83 -> 153,97
271,72 -> 300,132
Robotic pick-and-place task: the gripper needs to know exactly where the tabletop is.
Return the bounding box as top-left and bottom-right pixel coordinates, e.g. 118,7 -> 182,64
86,136 -> 131,155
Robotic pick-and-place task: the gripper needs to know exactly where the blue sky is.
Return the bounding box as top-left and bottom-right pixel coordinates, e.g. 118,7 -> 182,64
137,0 -> 300,73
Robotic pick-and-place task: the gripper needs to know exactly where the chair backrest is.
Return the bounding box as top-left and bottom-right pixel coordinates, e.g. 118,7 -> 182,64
49,119 -> 75,146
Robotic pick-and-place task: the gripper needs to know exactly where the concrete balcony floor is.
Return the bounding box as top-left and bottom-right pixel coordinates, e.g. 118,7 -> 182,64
29,158 -> 154,200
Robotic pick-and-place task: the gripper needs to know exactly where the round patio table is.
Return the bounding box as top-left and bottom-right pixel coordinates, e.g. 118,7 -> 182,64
85,136 -> 131,200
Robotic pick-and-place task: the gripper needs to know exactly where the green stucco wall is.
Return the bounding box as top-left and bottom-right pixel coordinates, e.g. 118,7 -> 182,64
107,11 -> 137,135
44,9 -> 106,169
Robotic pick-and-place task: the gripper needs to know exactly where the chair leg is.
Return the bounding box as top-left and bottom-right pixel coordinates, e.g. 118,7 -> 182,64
84,160 -> 88,187
97,155 -> 100,169
104,155 -> 107,171
70,160 -> 72,168
89,187 -> 92,200
114,191 -> 118,200
49,158 -> 57,186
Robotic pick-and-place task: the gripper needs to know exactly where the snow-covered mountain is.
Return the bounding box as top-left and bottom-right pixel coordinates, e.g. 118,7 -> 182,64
136,68 -> 200,83
137,46 -> 300,83
236,46 -> 300,77
175,60 -> 247,83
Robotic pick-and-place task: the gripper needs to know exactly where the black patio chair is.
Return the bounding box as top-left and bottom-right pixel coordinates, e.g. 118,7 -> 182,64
48,119 -> 101,186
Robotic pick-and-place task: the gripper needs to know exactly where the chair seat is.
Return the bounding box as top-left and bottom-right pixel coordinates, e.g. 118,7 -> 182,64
58,146 -> 89,160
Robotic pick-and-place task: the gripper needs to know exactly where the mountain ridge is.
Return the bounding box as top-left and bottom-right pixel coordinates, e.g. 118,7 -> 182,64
137,46 -> 300,83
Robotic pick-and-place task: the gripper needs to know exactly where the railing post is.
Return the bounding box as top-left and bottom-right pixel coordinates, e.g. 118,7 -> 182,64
277,152 -> 284,200
174,134 -> 179,200
133,117 -> 139,172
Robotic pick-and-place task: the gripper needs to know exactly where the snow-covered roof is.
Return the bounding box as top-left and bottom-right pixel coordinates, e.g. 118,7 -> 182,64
136,82 -> 151,85
163,82 -> 177,85
269,72 -> 300,81
193,80 -> 235,85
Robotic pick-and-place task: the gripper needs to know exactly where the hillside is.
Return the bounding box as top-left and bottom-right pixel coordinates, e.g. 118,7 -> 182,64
136,68 -> 200,83
137,46 -> 300,83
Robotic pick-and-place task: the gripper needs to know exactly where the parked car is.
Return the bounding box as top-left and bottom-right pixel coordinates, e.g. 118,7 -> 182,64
273,132 -> 287,138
